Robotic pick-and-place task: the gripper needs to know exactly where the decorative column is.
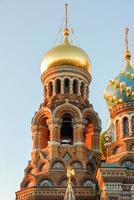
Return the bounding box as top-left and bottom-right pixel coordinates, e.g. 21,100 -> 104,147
70,80 -> 73,94
74,119 -> 84,145
31,125 -> 48,151
61,79 -> 64,94
93,127 -> 101,150
129,116 -> 132,136
53,81 -> 56,96
73,124 -> 77,144
47,119 -> 60,145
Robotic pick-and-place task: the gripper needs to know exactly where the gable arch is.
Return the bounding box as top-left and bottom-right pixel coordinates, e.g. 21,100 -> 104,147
37,174 -> 56,186
32,107 -> 52,125
53,102 -> 82,119
83,108 -> 101,128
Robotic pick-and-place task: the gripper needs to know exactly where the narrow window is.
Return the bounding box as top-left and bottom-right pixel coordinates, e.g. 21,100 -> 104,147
56,79 -> 61,94
61,113 -> 73,144
64,78 -> 70,94
123,117 -> 129,136
73,79 -> 78,94
80,82 -> 85,97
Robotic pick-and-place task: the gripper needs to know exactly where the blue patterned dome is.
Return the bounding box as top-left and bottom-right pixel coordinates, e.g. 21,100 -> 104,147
104,51 -> 134,109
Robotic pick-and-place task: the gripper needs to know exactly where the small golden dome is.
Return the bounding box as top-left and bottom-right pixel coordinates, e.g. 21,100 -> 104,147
40,34 -> 91,74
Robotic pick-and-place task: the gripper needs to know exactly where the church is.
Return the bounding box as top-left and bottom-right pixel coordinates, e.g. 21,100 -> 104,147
15,4 -> 134,200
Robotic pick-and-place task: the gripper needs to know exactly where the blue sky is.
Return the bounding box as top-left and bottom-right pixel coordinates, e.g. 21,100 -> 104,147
0,0 -> 134,199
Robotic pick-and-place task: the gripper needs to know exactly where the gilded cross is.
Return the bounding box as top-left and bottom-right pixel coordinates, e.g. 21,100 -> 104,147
67,165 -> 75,184
65,3 -> 68,29
125,27 -> 129,51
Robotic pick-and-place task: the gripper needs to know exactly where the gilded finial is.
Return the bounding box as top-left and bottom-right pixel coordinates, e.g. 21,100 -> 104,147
67,165 -> 75,184
124,27 -> 131,63
64,165 -> 76,200
63,4 -> 70,44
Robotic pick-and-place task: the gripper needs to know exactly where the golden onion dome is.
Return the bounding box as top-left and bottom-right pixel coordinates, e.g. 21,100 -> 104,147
40,29 -> 91,74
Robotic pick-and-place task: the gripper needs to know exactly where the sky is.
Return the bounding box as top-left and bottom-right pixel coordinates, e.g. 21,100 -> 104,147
0,0 -> 134,199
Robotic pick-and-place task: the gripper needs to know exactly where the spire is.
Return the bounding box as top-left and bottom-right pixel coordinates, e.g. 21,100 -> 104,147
124,27 -> 132,67
63,3 -> 70,45
64,166 -> 76,200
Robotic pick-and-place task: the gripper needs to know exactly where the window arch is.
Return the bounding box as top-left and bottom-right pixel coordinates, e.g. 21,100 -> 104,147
71,161 -> 83,169
55,79 -> 61,94
64,78 -> 70,93
123,117 -> 129,136
48,81 -> 53,97
83,180 -> 95,187
131,116 -> 134,135
73,79 -> 78,94
40,179 -> 52,187
121,160 -> 134,169
80,82 -> 85,97
61,113 -> 73,144
52,161 -> 64,169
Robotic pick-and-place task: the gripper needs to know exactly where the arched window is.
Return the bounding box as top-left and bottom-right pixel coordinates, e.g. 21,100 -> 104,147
73,79 -> 78,94
48,82 -> 53,97
123,117 -> 129,136
115,120 -> 120,136
61,113 -> 73,144
71,161 -> 82,169
55,79 -> 61,94
64,78 -> 70,93
80,82 -> 85,97
52,161 -> 64,169
121,160 -> 134,169
40,179 -> 52,187
131,116 -> 134,135
83,180 -> 95,188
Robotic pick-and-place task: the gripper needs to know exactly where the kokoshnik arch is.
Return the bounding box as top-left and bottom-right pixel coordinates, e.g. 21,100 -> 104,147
16,4 -> 134,200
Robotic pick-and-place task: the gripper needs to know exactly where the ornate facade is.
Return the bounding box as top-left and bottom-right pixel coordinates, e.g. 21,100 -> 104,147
98,28 -> 134,199
16,5 -> 134,200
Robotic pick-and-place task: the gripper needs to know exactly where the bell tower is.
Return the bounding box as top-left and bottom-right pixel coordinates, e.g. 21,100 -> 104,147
16,4 -> 101,200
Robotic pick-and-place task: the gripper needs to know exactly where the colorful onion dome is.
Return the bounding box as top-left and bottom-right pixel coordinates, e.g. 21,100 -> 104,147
104,50 -> 134,109
40,28 -> 91,75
